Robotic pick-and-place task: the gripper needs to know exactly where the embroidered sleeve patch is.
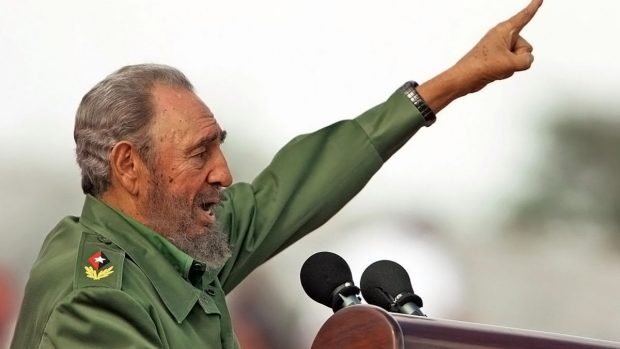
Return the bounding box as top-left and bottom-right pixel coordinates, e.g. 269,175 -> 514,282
85,251 -> 114,280
75,232 -> 124,289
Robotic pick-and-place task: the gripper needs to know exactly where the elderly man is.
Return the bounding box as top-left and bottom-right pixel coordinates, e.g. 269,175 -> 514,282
11,1 -> 542,348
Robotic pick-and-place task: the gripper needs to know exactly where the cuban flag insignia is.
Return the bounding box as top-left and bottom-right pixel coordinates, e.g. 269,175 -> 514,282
84,251 -> 114,281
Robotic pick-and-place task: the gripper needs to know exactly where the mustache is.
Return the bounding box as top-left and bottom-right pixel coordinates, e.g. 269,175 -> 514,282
194,186 -> 224,207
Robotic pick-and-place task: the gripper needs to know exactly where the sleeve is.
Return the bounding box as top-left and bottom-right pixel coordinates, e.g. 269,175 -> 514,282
217,90 -> 426,292
38,289 -> 163,349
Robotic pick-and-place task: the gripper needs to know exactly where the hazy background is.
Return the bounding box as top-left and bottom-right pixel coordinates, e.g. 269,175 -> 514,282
2,0 -> 620,347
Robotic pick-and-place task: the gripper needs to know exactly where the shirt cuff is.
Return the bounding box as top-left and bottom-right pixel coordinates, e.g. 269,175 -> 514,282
354,88 -> 427,161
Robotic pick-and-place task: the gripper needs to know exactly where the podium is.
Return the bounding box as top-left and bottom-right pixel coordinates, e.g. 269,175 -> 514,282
312,305 -> 620,349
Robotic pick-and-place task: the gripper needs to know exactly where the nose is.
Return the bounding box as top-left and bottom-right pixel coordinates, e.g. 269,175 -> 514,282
207,148 -> 233,187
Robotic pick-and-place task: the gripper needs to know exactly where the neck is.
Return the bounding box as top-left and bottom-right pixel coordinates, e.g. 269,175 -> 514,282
100,188 -> 146,224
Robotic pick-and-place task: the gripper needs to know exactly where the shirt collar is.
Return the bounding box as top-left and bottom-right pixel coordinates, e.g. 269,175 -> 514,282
79,195 -> 212,323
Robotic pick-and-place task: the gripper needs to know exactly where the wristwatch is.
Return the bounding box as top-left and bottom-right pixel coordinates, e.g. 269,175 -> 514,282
399,81 -> 436,127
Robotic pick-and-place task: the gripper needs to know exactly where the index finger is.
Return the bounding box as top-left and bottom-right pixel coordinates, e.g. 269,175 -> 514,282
506,0 -> 543,33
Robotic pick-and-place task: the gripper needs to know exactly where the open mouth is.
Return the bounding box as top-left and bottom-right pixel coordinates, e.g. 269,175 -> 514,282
197,189 -> 222,219
199,202 -> 215,214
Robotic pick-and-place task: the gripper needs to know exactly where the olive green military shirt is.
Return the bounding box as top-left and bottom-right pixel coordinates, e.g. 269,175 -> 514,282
11,90 -> 425,349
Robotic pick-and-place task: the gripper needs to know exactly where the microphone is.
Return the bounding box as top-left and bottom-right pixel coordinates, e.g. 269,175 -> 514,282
300,251 -> 361,312
360,260 -> 426,317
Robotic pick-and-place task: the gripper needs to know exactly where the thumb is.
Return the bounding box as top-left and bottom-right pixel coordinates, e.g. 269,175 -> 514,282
513,52 -> 535,71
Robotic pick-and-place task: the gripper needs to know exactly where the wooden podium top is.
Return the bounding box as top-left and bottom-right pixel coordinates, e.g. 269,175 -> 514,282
311,305 -> 620,349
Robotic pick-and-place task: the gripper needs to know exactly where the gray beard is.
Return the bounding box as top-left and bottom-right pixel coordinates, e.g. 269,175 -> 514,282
142,175 -> 231,270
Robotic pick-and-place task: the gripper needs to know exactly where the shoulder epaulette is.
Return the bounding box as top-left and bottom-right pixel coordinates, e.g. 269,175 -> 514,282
74,232 -> 125,289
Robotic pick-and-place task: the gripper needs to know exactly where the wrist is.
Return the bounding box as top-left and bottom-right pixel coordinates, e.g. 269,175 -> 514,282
416,68 -> 471,114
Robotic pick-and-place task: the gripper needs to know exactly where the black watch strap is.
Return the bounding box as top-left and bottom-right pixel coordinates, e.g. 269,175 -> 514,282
398,81 -> 436,127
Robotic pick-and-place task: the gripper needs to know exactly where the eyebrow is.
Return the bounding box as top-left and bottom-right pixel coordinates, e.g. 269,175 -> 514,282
189,130 -> 227,152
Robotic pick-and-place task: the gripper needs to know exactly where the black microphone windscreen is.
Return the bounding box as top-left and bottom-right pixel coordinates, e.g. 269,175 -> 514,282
360,260 -> 421,310
300,251 -> 354,307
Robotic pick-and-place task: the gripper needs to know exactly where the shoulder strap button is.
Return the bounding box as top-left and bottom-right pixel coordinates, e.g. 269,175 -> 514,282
96,235 -> 113,244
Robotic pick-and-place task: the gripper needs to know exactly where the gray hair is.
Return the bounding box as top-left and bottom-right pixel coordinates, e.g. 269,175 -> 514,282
74,64 -> 194,197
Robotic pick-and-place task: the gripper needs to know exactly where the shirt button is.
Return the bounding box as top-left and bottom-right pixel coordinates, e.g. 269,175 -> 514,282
191,262 -> 206,271
206,288 -> 216,296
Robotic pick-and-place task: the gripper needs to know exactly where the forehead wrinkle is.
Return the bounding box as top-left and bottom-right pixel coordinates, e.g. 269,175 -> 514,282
149,84 -> 224,158
200,110 -> 215,119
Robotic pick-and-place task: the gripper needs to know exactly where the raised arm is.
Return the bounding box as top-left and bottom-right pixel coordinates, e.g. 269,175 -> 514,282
217,0 -> 544,292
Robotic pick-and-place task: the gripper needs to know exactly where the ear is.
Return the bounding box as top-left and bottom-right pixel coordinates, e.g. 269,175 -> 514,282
109,141 -> 145,196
